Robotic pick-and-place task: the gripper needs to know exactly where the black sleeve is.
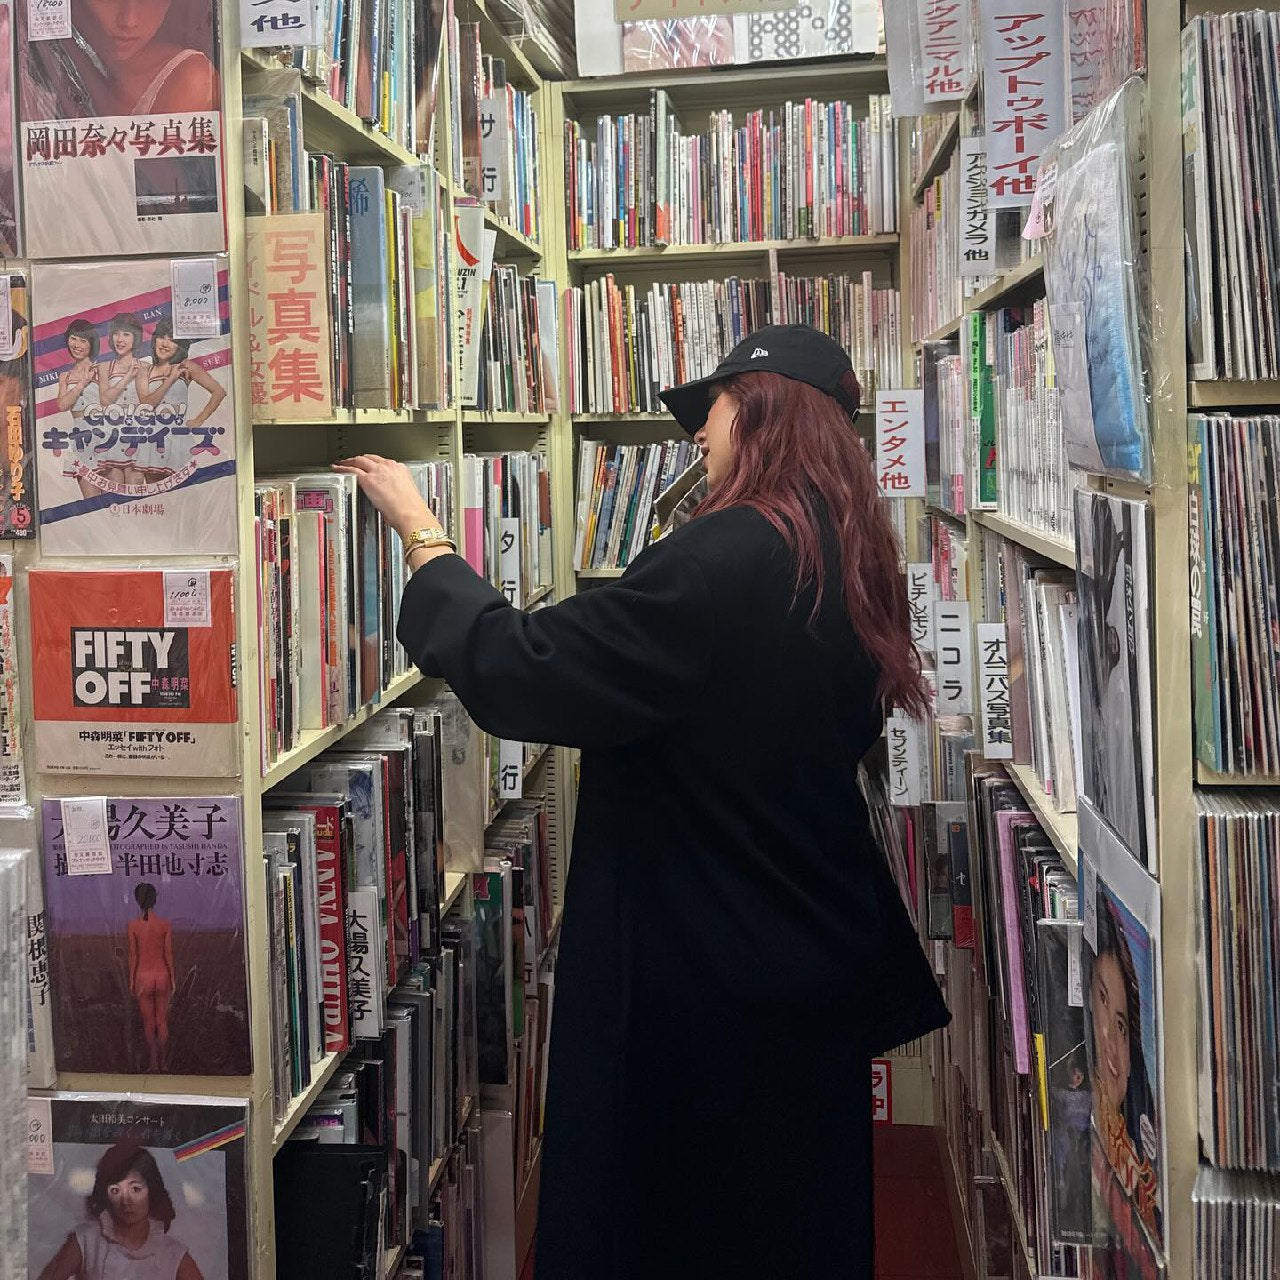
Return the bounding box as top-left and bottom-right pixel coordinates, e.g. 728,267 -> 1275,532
395,544 -> 715,750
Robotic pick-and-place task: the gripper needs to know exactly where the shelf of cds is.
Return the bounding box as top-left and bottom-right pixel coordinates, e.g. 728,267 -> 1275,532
6,0 -> 577,1274
885,3 -> 1280,1278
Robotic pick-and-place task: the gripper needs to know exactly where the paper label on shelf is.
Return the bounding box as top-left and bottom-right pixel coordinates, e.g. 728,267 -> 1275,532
886,713 -> 923,806
934,601 -> 974,716
875,390 -> 925,498
959,137 -> 996,274
498,738 -> 523,801
498,516 -> 521,606
917,0 -> 974,103
27,0 -> 70,42
239,0 -> 316,45
27,1097 -> 54,1174
1082,857 -> 1098,952
170,259 -> 222,339
976,622 -> 1013,759
870,1059 -> 893,1124
906,563 -> 935,653
60,797 -> 111,875
479,95 -> 510,205
163,570 -> 212,629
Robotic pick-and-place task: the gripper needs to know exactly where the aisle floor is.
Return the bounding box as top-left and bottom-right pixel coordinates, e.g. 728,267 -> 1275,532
518,1123 -> 966,1279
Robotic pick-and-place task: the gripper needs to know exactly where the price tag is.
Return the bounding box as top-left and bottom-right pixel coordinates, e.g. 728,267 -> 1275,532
498,516 -> 522,606
498,738 -> 523,801
1022,160 -> 1058,241
170,259 -> 221,339
164,570 -> 212,628
60,797 -> 111,876
27,1098 -> 53,1175
1082,857 -> 1098,953
0,276 -> 14,360
27,0 -> 70,41
1067,925 -> 1084,1007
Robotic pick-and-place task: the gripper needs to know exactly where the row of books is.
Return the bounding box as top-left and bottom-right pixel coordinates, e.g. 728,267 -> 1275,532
1182,12 -> 1280,381
572,438 -> 700,572
909,147 -> 964,341
460,451 -> 554,608
564,92 -> 898,250
470,264 -> 561,416
907,110 -> 959,191
562,272 -> 899,416
1188,414 -> 1280,780
254,466 -> 454,771
450,24 -> 544,243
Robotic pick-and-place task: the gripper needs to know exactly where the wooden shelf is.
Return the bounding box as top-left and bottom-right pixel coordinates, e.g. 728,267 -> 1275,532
255,406 -> 456,428
924,502 -> 966,526
525,583 -> 555,608
471,0 -> 541,85
568,233 -> 898,267
576,567 -> 626,579
426,1096 -> 478,1196
483,205 -> 543,258
963,255 -> 1045,314
272,1050 -> 345,1152
382,1245 -> 405,1279
441,870 -> 468,915
971,510 -> 1075,568
462,410 -> 551,425
919,315 -> 964,345
515,1139 -> 543,1272
261,670 -> 425,791
242,50 -> 419,168
1005,763 -> 1078,874
911,113 -> 961,200
1187,379 -> 1280,409
572,412 -> 670,422
989,1134 -> 1038,1280
1195,762 -> 1280,787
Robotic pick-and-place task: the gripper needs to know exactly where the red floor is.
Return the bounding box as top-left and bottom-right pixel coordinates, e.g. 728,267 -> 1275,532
518,1123 -> 966,1280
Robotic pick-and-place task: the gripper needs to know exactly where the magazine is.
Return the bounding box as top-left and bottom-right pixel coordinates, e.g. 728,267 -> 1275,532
27,1094 -> 249,1280
0,271 -> 35,538
0,554 -> 23,805
32,259 -> 236,556
16,0 -> 225,258
29,566 -> 239,777
40,796 -> 249,1076
0,0 -> 16,255
1080,798 -> 1165,1262
1074,488 -> 1155,869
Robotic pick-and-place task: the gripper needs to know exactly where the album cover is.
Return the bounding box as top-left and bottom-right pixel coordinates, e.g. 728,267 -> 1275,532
32,258 -> 236,556
40,796 -> 249,1076
0,271 -> 36,538
28,566 -> 239,776
27,1094 -> 249,1280
17,0 -> 225,257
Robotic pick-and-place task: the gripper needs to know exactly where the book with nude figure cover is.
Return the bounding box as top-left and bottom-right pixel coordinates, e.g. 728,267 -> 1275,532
27,1093 -> 250,1280
32,259 -> 237,557
15,0 -> 226,257
39,796 -> 249,1077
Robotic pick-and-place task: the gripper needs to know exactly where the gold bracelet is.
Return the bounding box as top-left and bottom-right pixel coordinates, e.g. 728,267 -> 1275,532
403,532 -> 457,562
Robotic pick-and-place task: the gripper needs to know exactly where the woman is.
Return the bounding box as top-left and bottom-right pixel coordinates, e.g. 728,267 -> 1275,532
55,318 -> 102,501
337,325 -> 950,1278
134,318 -> 226,482
127,882 -> 175,1073
37,1141 -> 203,1280
97,313 -> 145,489
1088,896 -> 1160,1242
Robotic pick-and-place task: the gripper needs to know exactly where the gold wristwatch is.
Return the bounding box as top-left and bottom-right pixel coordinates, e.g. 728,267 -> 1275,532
402,528 -> 457,562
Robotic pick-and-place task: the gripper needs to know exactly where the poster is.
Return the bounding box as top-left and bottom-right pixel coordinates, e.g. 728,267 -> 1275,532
27,1095 -> 249,1280
17,0 -> 226,258
29,566 -> 240,777
0,271 -> 36,538
32,258 -> 236,556
40,796 -> 249,1076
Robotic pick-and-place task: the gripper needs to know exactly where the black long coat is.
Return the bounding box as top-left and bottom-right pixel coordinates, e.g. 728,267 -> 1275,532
397,504 -> 950,1280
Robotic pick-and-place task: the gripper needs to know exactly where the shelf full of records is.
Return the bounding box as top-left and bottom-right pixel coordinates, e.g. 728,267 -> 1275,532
573,437 -> 700,573
563,91 -> 898,251
244,67 -> 456,416
254,464 -> 453,774
460,451 -> 553,609
562,271 -> 900,417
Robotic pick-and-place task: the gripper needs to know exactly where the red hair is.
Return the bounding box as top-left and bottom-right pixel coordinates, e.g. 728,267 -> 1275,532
695,369 -> 928,719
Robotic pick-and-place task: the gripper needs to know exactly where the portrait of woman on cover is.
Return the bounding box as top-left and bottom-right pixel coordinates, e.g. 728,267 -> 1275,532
36,1141 -> 205,1280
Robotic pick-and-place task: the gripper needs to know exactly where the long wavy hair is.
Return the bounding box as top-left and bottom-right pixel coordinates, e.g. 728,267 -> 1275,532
695,368 -> 928,718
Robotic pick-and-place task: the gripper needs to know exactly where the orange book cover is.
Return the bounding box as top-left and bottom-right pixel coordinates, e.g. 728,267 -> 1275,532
30,566 -> 239,777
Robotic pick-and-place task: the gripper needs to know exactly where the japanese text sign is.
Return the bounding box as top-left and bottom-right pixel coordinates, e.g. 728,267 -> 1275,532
906,563 -> 935,655
886,712 -> 924,806
240,0 -> 316,45
875,389 -> 925,498
933,600 -> 974,716
959,135 -> 995,275
979,0 -> 1067,208
976,622 -> 1013,758
916,0 -> 973,102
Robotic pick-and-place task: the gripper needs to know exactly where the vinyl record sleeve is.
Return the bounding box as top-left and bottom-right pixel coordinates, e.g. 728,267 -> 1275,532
0,271 -> 36,539
40,796 -> 249,1075
16,0 -> 226,259
29,566 -> 239,777
32,258 -> 236,556
27,1093 -> 249,1280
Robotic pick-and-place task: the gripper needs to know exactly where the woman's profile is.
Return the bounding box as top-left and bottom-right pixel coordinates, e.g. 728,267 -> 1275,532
127,882 -> 175,1074
37,1141 -> 204,1280
134,318 -> 227,481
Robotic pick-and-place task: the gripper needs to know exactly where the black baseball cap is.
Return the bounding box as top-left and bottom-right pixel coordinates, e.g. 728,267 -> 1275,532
658,324 -> 861,435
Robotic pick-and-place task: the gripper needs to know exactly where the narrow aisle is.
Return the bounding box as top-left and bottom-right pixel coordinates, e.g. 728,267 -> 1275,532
873,1126 -> 966,1280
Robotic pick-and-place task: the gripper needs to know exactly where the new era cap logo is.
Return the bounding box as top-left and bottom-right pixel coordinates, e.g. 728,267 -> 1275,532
750,347 -> 768,358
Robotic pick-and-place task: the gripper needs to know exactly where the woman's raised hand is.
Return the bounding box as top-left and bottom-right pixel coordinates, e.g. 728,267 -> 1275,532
333,454 -> 441,542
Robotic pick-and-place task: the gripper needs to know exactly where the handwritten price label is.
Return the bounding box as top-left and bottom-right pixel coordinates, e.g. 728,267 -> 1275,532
27,0 -> 70,42
170,258 -> 221,339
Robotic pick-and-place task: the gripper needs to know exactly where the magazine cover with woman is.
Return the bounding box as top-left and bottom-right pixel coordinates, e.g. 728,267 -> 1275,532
39,796 -> 249,1076
32,258 -> 236,557
16,0 -> 225,258
27,1094 -> 249,1280
1080,798 -> 1166,1273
